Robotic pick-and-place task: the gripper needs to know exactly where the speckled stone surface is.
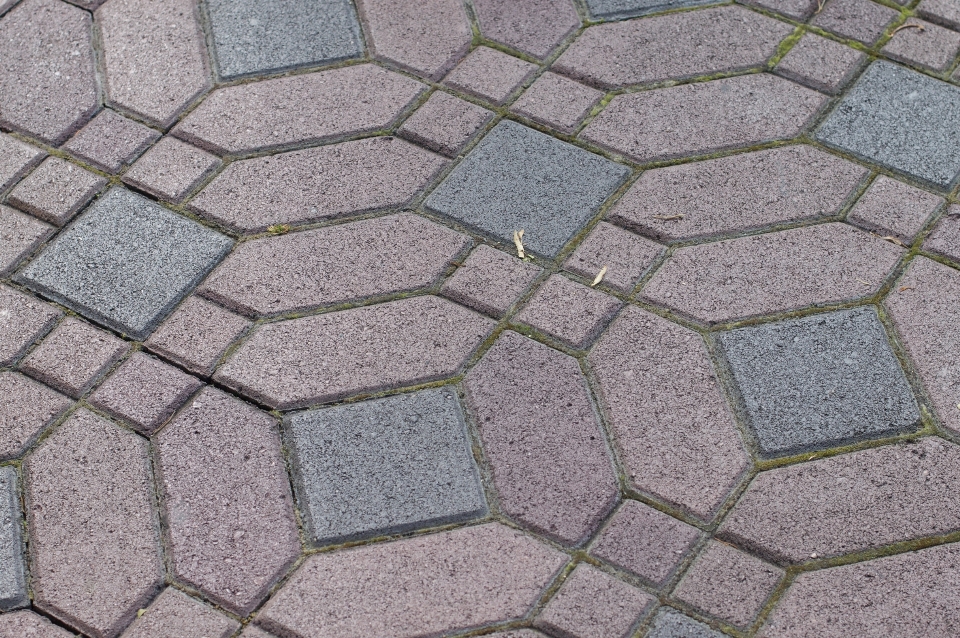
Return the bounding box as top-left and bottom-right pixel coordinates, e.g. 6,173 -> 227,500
62,110 -> 161,173
120,587 -> 239,638
443,46 -> 538,105
0,466 -> 27,612
0,283 -> 61,367
398,91 -> 492,156
776,33 -> 865,94
0,372 -> 71,460
7,156 -> 106,226
0,204 -> 54,276
0,132 -> 45,192
514,274 -> 622,348
122,137 -> 221,203
846,175 -> 942,241
563,222 -> 662,293
440,244 -> 543,317
923,207 -> 960,262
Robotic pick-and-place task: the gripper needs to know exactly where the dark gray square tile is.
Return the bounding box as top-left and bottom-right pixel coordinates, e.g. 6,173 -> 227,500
584,0 -> 720,20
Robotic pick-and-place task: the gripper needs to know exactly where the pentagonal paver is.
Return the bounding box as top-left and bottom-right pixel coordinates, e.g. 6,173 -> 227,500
0,284 -> 61,367
440,244 -> 543,318
190,139 -> 446,233
647,608 -> 727,638
555,6 -> 792,89
846,175 -> 942,241
217,295 -> 493,409
563,222 -> 662,294
474,0 -> 580,59
155,387 -> 300,615
0,610 -> 76,637
464,331 -> 619,545
397,91 -> 492,157
121,588 -> 239,638
588,306 -> 748,520
0,132 -> 45,191
0,205 -> 54,277
122,137 -> 221,203
583,0 -> 716,19
512,72 -> 604,133
256,523 -> 568,638
7,157 -> 106,227
924,208 -> 960,262
811,0 -> 898,44
25,410 -> 164,638
62,110 -> 161,174
776,33 -> 865,95
721,438 -> 960,564
0,372 -> 71,460
443,47 -> 538,105
0,466 -> 27,612
514,275 -> 622,349
641,223 -> 904,324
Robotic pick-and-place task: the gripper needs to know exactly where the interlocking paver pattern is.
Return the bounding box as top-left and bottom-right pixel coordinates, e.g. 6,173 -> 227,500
846,175 -> 942,241
776,33 -> 865,94
646,608 -> 727,638
62,110 -> 161,174
811,0 -> 898,44
122,137 -> 221,203
514,274 -> 622,348
443,46 -> 538,105
563,222 -> 662,293
120,588 -> 239,638
397,91 -> 492,156
923,207 -> 960,262
0,284 -> 61,367
882,19 -> 960,72
0,132 -> 45,192
512,72 -> 604,133
440,244 -> 543,317
0,465 -> 27,612
0,205 -> 54,277
7,157 -> 106,226
0,372 -> 70,460
474,0 -> 580,59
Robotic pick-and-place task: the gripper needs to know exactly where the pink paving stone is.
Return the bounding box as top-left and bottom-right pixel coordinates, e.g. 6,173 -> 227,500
563,222 -> 663,294
0,205 -> 54,277
514,275 -> 622,349
62,110 -> 161,174
189,137 -> 446,233
464,330 -> 619,545
443,47 -> 538,105
0,372 -> 70,460
24,410 -> 164,638
553,6 -> 793,90
609,146 -> 868,242
535,564 -> 655,638
811,0 -> 899,45
173,64 -> 425,155
0,284 -> 61,367
88,352 -> 202,435
924,207 -> 960,262
847,175 -> 942,241
640,223 -> 905,324
581,74 -> 826,163
0,0 -> 98,144
0,610 -> 76,637
200,213 -> 469,317
672,541 -> 784,628
740,0 -> 818,19
256,523 -> 568,638
512,72 -> 604,133
440,244 -> 543,317
120,588 -> 239,638
882,19 -> 960,72
144,296 -> 251,377
239,627 -> 275,638
97,0 -> 210,127
587,306 -> 749,520
474,0 -> 580,59
920,0 -> 960,30
776,33 -> 866,94
122,137 -> 221,203
216,295 -> 493,410
759,542 -> 960,638
590,499 -> 702,586
357,0 -> 472,80
0,132 -> 45,191
7,157 -> 106,226
155,387 -> 300,615
397,91 -> 493,157
720,438 -> 960,564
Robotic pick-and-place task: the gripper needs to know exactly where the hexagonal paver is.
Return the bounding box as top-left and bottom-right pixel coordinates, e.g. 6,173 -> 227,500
0,610 -> 76,637
641,223 -> 905,325
0,466 -> 27,612
285,387 -> 487,545
563,222 -> 662,294
17,188 -> 232,340
154,387 -> 300,615
25,409 -> 164,638
588,306 -> 748,520
426,121 -> 630,257
7,157 -> 106,227
0,131 -> 45,191
464,331 -> 619,545
440,244 -> 543,318
0,372 -> 70,460
924,207 -> 960,262
121,588 -> 239,638
811,0 -> 898,44
62,110 -> 161,174
775,33 -> 865,95
122,137 -> 222,203
256,523 -> 568,638
397,91 -> 492,157
0,284 -> 61,367
846,175 -> 942,242
0,205 -> 54,277
721,438 -> 960,564
647,608 -> 727,638
474,0 -> 580,59
190,138 -> 446,233
583,74 -> 826,163
514,274 -> 622,349
583,0 -> 717,19
511,72 -> 604,133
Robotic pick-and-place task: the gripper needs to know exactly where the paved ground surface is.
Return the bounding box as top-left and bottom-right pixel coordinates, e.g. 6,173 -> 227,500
1,0 -> 960,636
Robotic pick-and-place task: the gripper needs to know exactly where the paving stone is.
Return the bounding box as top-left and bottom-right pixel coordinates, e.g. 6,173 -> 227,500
464,331 -> 619,544
0,372 -> 70,461
0,205 -> 54,277
17,188 -> 232,340
609,146 -> 867,242
776,33 -> 866,94
583,74 -> 825,163
641,223 -> 904,324
24,409 -> 163,638
923,207 -> 960,262
811,0 -> 898,44
646,608 -> 727,638
440,244 -> 543,317
173,64 -> 424,155
121,588 -> 239,638
590,499 -> 702,585
673,541 -> 783,628
847,175 -> 942,241
122,137 -> 221,203
555,6 -> 793,89
397,91 -> 492,156
0,284 -> 61,367
443,47 -> 538,105
759,541 -> 960,637
920,0 -> 960,30
7,157 -> 106,226
512,72 -> 603,132
535,564 -> 655,638
190,138 -> 446,233
358,0 -> 471,80
0,610 -> 76,637
239,627 -> 275,638
155,387 -> 299,615
514,275 -> 622,349
98,0 -> 210,126
286,387 -> 487,545
257,523 -> 568,638
0,466 -> 26,611
20,318 -> 128,399
474,0 -> 580,59
205,0 -> 362,79
144,296 -> 251,376
217,295 -> 493,409
588,307 -> 748,519
583,0 -> 717,19
563,222 -> 662,293
0,0 -> 98,144
885,257 -> 960,434
62,110 -> 161,174
739,0 -> 818,20
88,352 -> 202,435
0,132 -> 45,192
488,631 -> 547,638
426,121 -> 630,257
883,19 -> 960,72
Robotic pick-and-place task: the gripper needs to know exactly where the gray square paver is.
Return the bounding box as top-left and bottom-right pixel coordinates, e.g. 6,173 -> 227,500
0,466 -> 27,612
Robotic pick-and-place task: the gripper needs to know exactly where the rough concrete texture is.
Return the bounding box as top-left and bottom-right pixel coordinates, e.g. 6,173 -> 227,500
512,72 -> 603,133
563,222 -> 662,293
155,387 -> 300,615
583,0 -> 718,19
0,466 -> 27,612
465,331 -> 619,544
646,608 -> 727,638
776,33 -> 865,94
0,372 -> 71,461
882,19 -> 960,72
17,188 -> 232,340
426,120 -> 630,257
514,274 -> 622,349
440,244 -> 543,317
741,0 -> 817,18
847,175 -> 942,241
122,137 -> 221,203
398,91 -> 492,156
7,157 -> 106,226
588,307 -> 748,520
120,588 -> 239,638
62,110 -> 161,173
812,0 -> 898,44
285,387 -> 487,545
488,631 -> 547,638
0,132 -> 45,191
0,610 -> 76,637
238,627 -> 275,638
0,205 -> 54,277
0,283 -> 61,367
583,74 -> 826,163
923,207 -> 960,262
920,0 -> 960,29
443,46 -> 538,105
474,0 -> 580,59
257,523 -> 568,638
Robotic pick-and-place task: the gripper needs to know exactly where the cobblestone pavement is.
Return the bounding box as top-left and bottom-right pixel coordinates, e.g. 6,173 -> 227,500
2,0 -> 960,636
